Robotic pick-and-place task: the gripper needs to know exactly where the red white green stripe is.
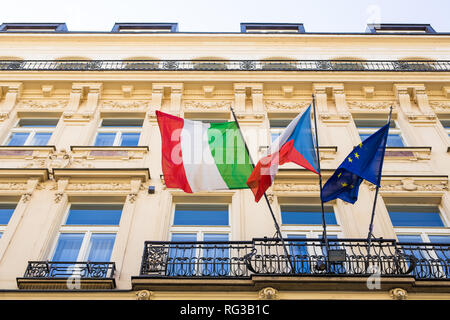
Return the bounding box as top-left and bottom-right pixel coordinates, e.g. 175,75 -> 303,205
156,111 -> 253,193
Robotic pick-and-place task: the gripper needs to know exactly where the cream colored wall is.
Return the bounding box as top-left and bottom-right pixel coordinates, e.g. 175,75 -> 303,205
0,33 -> 448,297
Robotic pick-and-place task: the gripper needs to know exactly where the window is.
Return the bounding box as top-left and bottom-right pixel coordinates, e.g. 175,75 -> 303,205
354,119 -> 405,147
94,119 -> 143,146
269,119 -> 291,142
388,205 -> 445,227
168,204 -> 230,276
0,203 -> 16,238
281,205 -> 337,226
5,119 -> 58,146
388,204 -> 450,278
50,204 -> 122,268
281,204 -> 342,253
440,119 -> 450,137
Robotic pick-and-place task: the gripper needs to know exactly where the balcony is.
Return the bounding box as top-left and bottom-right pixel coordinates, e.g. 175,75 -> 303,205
0,60 -> 449,72
131,238 -> 449,292
17,261 -> 116,289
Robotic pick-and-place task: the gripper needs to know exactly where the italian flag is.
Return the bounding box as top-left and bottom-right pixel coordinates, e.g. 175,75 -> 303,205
156,111 -> 254,193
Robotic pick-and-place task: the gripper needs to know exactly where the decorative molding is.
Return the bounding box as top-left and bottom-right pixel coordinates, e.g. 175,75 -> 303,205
0,183 -> 27,191
258,287 -> 279,300
366,177 -> 448,192
273,183 -> 320,192
136,290 -> 154,300
347,101 -> 393,112
17,100 -> 68,110
265,100 -> 309,111
389,288 -> 408,300
183,100 -> 232,111
429,101 -> 450,113
66,183 -> 132,191
101,100 -> 149,110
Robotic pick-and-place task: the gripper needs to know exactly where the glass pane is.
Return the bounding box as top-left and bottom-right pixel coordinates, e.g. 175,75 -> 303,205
18,119 -> 58,127
271,132 -> 281,142
120,132 -> 140,146
281,205 -> 337,225
387,134 -> 404,147
7,132 -> 29,146
355,119 -> 395,128
287,235 -> 309,273
87,234 -> 116,262
429,236 -> 450,244
388,207 -> 444,227
397,235 -> 423,243
174,204 -> 229,226
65,204 -> 123,225
94,132 -> 116,146
52,233 -> 84,261
0,204 -> 16,225
429,236 -> 450,278
203,234 -> 229,276
167,233 -> 197,276
30,132 -> 52,145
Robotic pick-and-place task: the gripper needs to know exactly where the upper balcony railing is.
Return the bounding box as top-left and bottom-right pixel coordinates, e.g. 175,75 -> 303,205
139,238 -> 449,280
0,60 -> 449,72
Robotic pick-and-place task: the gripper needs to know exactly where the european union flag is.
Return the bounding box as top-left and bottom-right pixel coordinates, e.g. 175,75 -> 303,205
321,123 -> 389,204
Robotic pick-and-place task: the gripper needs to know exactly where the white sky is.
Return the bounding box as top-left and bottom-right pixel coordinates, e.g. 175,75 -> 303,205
0,0 -> 449,33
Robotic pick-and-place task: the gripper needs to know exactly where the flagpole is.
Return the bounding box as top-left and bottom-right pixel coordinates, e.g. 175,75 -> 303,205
366,106 -> 393,259
230,107 -> 296,273
312,94 -> 330,255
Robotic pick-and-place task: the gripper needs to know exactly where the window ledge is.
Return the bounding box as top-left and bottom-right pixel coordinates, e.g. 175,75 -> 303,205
16,278 -> 116,290
0,145 -> 56,158
385,147 -> 432,160
52,168 -> 150,181
70,146 -> 148,160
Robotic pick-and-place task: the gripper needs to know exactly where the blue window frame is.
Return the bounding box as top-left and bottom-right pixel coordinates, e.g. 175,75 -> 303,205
52,233 -> 84,262
65,204 -> 123,225
167,233 -> 197,276
281,205 -> 337,225
287,235 -> 309,273
94,119 -> 143,147
173,204 -> 229,226
388,206 -> 445,227
0,203 -> 16,225
355,119 -> 404,147
86,234 -> 116,262
203,233 -> 229,276
6,119 -> 57,146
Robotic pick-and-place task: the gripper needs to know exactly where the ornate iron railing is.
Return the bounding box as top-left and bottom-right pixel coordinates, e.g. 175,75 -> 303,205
23,261 -> 116,279
139,238 -> 449,279
0,60 -> 449,72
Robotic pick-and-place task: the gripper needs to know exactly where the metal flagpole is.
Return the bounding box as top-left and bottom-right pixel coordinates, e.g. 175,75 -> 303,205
312,94 -> 330,256
366,106 -> 393,259
230,107 -> 296,273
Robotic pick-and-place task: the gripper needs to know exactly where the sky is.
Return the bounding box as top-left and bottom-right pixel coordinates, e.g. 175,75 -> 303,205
0,0 -> 449,33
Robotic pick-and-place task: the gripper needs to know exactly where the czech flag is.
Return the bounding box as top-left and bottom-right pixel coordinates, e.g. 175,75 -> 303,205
247,105 -> 320,202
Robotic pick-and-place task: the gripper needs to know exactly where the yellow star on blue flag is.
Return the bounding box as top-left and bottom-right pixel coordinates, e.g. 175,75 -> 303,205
321,123 -> 389,204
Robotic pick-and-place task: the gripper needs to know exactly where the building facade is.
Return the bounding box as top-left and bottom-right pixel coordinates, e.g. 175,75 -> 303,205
0,22 -> 449,300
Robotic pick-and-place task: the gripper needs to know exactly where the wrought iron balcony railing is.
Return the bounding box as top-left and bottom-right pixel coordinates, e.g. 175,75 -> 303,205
23,261 -> 116,279
139,238 -> 449,280
0,60 -> 449,72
